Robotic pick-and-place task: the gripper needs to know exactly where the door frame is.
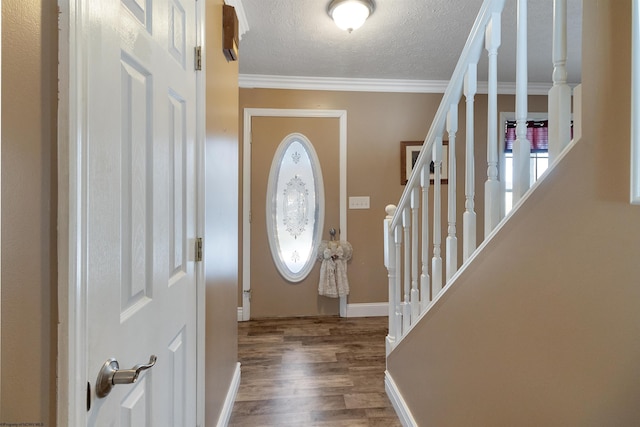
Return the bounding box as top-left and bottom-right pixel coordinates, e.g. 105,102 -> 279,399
56,0 -> 205,424
241,108 -> 348,320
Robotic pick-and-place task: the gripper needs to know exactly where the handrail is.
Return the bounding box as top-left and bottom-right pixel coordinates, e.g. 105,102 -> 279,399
390,0 -> 504,231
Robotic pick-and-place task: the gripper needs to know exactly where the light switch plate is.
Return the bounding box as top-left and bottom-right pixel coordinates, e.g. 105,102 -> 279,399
349,196 -> 370,209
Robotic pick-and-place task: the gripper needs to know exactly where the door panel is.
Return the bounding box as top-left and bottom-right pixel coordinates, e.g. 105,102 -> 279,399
84,0 -> 197,425
251,117 -> 340,318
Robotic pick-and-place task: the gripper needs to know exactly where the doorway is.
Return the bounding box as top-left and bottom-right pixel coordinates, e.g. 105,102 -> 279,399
242,109 -> 347,319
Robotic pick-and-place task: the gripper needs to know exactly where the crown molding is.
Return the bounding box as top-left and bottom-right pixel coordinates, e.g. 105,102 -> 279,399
239,74 -> 553,95
224,0 -> 249,39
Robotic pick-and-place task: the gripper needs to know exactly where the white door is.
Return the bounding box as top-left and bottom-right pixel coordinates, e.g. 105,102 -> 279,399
82,0 -> 198,425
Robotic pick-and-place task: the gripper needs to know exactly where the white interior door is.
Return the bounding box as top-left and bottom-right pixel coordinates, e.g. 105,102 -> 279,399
82,0 -> 198,424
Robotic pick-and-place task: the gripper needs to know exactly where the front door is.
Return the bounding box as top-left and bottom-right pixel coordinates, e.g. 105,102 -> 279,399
82,0 -> 198,424
250,116 -> 341,318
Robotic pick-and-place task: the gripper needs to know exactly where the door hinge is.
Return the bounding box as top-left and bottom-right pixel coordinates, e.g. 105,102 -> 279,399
194,46 -> 202,71
249,210 -> 252,223
195,237 -> 203,262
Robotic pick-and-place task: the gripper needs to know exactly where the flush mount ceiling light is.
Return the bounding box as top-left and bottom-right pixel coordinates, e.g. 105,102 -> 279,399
328,0 -> 375,33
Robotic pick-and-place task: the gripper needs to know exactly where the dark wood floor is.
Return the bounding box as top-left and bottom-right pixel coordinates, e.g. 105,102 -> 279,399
228,316 -> 401,427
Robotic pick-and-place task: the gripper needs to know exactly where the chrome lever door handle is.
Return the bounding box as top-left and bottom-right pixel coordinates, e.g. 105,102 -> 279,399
96,355 -> 157,398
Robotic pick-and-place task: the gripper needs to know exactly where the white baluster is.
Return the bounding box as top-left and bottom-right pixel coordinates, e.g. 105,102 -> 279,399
410,187 -> 420,321
548,0 -> 571,162
463,63 -> 477,262
394,225 -> 403,339
549,0 -> 571,163
513,0 -> 530,202
431,138 -> 443,297
446,105 -> 458,281
402,208 -> 411,330
485,11 -> 502,237
384,205 -> 397,355
420,165 -> 431,311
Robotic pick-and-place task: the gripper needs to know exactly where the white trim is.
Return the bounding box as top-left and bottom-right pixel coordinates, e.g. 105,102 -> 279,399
195,0 -> 206,424
345,302 -> 388,317
58,0 -> 87,424
242,109 -> 252,321
0,0 -> 2,406
385,371 -> 418,427
243,108 -> 347,320
632,0 -> 640,204
265,133 -> 325,283
238,304 -> 388,319
239,74 -> 553,95
216,363 -> 241,427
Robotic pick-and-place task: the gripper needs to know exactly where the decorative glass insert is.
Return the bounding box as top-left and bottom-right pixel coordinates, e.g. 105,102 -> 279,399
266,133 -> 324,282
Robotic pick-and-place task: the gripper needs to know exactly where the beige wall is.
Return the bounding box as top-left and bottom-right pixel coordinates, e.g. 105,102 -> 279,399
387,1 -> 640,425
204,0 -> 240,424
239,89 -> 547,311
1,0 -> 58,424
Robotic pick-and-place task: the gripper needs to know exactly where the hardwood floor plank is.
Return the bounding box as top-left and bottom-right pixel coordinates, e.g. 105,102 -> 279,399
228,316 -> 400,426
309,408 -> 368,422
231,395 -> 346,416
344,392 -> 391,410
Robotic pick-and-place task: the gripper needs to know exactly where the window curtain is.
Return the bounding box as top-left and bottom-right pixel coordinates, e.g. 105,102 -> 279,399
504,119 -> 573,153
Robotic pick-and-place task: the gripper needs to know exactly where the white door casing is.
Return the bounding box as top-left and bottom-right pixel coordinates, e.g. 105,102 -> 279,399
57,0 -> 202,425
241,109 -> 348,320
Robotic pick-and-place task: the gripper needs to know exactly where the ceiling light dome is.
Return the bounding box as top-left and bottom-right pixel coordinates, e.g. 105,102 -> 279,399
328,0 -> 375,33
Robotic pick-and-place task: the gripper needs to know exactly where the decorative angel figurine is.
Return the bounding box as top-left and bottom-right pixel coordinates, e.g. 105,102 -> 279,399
317,240 -> 353,298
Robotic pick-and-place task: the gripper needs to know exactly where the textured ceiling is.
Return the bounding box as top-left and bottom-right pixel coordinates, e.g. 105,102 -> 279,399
238,0 -> 582,84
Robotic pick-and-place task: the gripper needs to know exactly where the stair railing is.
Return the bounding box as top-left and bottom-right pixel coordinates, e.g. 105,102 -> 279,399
384,0 -> 573,355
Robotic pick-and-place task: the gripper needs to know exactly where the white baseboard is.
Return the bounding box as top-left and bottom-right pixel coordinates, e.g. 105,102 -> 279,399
237,302 -> 389,320
345,302 -> 388,317
385,371 -> 417,427
216,362 -> 241,427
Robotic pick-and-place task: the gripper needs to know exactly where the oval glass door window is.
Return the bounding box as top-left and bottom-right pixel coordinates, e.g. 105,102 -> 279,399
266,133 -> 325,282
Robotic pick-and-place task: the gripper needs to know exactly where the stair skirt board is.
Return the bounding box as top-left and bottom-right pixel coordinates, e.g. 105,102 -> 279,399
385,371 -> 418,427
237,302 -> 388,321
216,362 -> 241,427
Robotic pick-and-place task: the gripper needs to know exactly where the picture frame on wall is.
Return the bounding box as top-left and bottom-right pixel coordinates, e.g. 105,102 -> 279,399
400,140 -> 449,185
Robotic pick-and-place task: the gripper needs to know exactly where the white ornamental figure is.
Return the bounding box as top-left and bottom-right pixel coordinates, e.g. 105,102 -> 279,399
317,230 -> 352,298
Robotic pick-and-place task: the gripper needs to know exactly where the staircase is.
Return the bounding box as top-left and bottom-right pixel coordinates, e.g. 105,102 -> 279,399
381,1 -> 640,424
384,0 -> 577,354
